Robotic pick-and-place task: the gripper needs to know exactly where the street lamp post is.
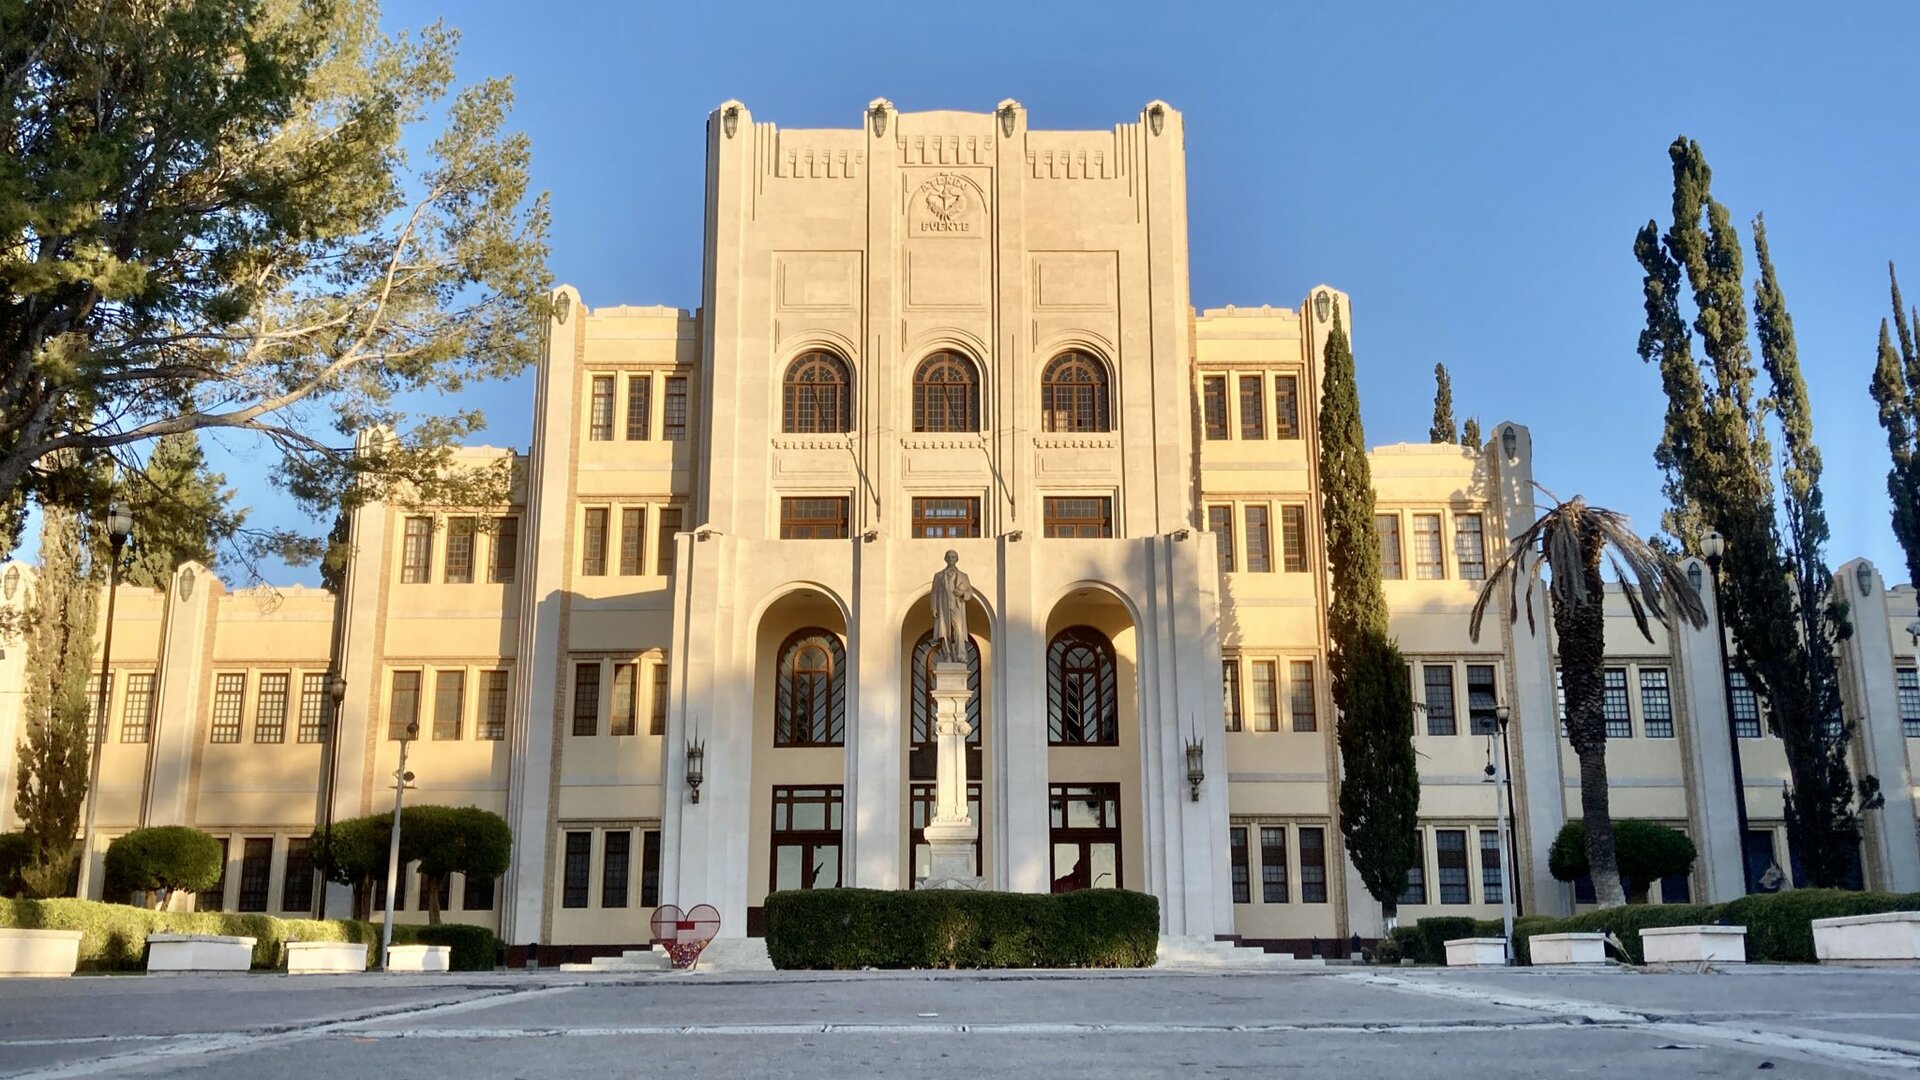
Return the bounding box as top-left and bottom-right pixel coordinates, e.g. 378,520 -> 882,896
380,720 -> 418,971
76,505 -> 133,900
1491,705 -> 1516,962
313,671 -> 347,919
1700,530 -> 1756,895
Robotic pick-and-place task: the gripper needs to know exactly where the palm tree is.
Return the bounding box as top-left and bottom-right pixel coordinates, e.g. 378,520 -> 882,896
1470,494 -> 1706,908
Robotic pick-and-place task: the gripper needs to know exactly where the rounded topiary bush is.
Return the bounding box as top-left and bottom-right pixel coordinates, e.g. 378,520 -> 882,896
104,826 -> 224,909
1549,820 -> 1697,904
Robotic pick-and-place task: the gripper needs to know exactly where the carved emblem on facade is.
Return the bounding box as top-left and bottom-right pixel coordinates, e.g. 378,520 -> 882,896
915,173 -> 975,234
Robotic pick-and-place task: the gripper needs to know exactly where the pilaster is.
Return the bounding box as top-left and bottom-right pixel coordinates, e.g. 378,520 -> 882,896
141,563 -> 216,826
1836,560 -> 1920,892
1673,557 -> 1747,902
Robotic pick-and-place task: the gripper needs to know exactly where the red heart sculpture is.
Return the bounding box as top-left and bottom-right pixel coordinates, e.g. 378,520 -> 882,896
650,903 -> 721,969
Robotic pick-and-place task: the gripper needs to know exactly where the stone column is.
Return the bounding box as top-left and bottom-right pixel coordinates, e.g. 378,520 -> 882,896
920,662 -> 981,888
1835,560 -> 1920,892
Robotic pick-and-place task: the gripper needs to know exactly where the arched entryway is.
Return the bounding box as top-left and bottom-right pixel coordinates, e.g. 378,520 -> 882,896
1043,585 -> 1142,893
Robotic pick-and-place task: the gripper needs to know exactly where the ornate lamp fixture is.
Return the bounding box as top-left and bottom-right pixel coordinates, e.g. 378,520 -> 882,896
1313,290 -> 1331,323
552,291 -> 572,325
1147,103 -> 1165,136
686,737 -> 706,803
998,101 -> 1018,139
1184,729 -> 1205,802
3,563 -> 18,601
869,100 -> 890,139
1501,425 -> 1519,464
722,105 -> 739,139
177,566 -> 195,601
1856,562 -> 1874,596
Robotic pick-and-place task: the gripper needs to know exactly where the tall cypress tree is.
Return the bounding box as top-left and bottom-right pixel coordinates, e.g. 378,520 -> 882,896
1429,364 -> 1457,444
1461,417 -> 1482,449
14,505 -> 99,895
1636,138 -> 1863,886
1320,310 -> 1421,920
115,432 -> 244,589
1870,264 -> 1920,588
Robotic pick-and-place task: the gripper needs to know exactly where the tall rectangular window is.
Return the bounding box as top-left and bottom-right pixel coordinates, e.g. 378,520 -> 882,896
625,374 -> 651,440
1230,826 -> 1251,903
480,671 -> 509,741
1412,514 -> 1444,579
254,672 -> 289,743
387,671 -> 421,740
780,497 -> 850,539
602,830 -> 631,908
1260,826 -> 1289,903
1273,375 -> 1300,439
562,831 -> 592,908
401,517 -> 433,583
202,838 -> 229,912
1202,376 -> 1228,440
463,872 -> 495,911
581,508 -> 609,575
572,663 -> 600,737
772,786 -> 845,891
121,673 -> 154,743
489,516 -> 519,584
298,673 -> 328,743
1047,783 -> 1120,892
1207,505 -> 1235,572
1289,660 -> 1317,732
1244,505 -> 1272,573
1399,832 -> 1427,906
432,670 -> 464,740
1377,513 -> 1403,579
1900,668 -> 1920,738
1640,668 -> 1674,738
444,516 -> 475,583
237,838 -> 274,913
1280,505 -> 1307,572
589,376 -> 615,440
282,837 -> 314,913
1251,660 -> 1279,732
1455,513 -> 1486,580
87,683 -> 104,743
641,829 -> 662,906
1480,829 -> 1504,904
1299,827 -> 1327,903
1730,670 -> 1761,738
620,508 -> 646,575
1436,828 -> 1470,904
1238,375 -> 1265,439
650,663 -> 670,736
1604,668 -> 1631,738
1042,497 -> 1113,538
911,497 -> 982,538
211,673 -> 245,744
610,663 -> 637,736
1424,665 -> 1457,736
1222,660 -> 1243,733
1467,664 -> 1498,736
657,507 -> 682,575
663,376 -> 688,441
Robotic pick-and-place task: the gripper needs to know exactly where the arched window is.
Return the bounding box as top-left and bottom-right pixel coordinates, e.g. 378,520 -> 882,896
776,628 -> 846,746
1040,352 -> 1110,433
1047,626 -> 1117,745
783,351 -> 852,434
910,630 -> 981,746
913,352 -> 980,433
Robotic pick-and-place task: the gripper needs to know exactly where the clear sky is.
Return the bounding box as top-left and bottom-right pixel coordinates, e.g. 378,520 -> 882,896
200,0 -> 1920,586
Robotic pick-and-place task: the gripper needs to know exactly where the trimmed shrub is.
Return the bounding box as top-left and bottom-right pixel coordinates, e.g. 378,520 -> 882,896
1386,925 -> 1423,963
400,922 -> 502,971
104,826 -> 224,908
1412,916 -> 1479,965
1371,934 -> 1403,965
0,897 -> 395,971
1514,903 -> 1718,964
1549,820 -> 1698,904
1506,916 -> 1560,966
764,888 -> 1159,969
0,832 -> 28,897
1721,889 -> 1920,964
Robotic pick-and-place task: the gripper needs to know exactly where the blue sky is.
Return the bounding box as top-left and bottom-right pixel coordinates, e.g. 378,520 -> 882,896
202,0 -> 1920,585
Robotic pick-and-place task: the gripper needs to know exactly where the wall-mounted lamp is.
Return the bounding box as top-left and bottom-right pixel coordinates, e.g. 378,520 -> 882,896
1500,425 -> 1519,464
327,671 -> 347,705
1686,562 -> 1704,595
998,101 -> 1018,139
1005,530 -> 1024,543
552,291 -> 572,325
862,529 -> 879,543
1313,290 -> 1332,324
1172,528 -> 1190,542
869,101 -> 889,138
685,738 -> 705,803
177,566 -> 195,602
1856,562 -> 1874,596
1185,729 -> 1205,802
1147,103 -> 1165,137
722,106 -> 739,139
3,564 -> 18,601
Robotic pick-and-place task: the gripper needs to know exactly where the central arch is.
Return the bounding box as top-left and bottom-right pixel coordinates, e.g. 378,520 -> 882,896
899,589 -> 995,886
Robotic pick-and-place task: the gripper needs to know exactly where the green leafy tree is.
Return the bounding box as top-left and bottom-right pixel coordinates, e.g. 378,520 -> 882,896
1870,264 -> 1920,588
103,825 -> 225,909
1460,417 -> 1482,449
1635,137 -> 1865,887
1548,820 -> 1698,905
13,505 -> 100,896
313,813 -> 392,920
1320,310 -> 1421,923
405,805 -> 511,924
0,831 -> 29,897
114,433 -> 245,588
1429,364 -> 1457,444
0,0 -> 549,565
1472,496 -> 1705,907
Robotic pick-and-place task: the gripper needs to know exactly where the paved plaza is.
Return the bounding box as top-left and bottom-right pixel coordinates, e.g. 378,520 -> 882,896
2,965 -> 1918,1078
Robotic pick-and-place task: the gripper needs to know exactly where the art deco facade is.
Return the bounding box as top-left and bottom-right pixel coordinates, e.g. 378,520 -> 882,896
2,101 -> 1917,954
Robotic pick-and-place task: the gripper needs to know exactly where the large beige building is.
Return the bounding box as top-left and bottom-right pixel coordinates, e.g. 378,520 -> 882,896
2,100 -> 1917,958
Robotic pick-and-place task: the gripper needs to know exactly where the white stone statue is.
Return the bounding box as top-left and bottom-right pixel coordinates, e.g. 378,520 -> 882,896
931,549 -> 972,664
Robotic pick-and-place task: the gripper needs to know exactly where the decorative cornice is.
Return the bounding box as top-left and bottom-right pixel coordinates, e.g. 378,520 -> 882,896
771,434 -> 857,451
1032,434 -> 1119,450
901,435 -> 989,451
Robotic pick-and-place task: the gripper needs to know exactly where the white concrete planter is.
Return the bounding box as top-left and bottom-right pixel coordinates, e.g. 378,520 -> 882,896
286,941 -> 369,974
1529,932 -> 1609,966
1812,911 -> 1920,964
1639,925 -> 1746,965
385,944 -> 451,973
0,928 -> 83,977
1444,937 -> 1509,967
146,933 -> 256,973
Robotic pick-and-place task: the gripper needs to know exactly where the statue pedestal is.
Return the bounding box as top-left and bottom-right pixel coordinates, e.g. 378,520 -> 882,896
918,661 -> 982,891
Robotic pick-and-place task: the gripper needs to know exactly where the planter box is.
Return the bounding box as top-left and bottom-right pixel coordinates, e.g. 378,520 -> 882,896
1444,937 -> 1509,967
1639,925 -> 1746,965
1812,911 -> 1920,964
0,928 -> 83,977
1529,932 -> 1609,966
286,941 -> 369,974
385,945 -> 451,973
146,933 -> 256,973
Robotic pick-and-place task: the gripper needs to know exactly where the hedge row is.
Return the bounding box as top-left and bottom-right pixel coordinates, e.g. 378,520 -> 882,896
765,888 -> 1160,969
0,898 -> 500,972
1404,889 -> 1920,966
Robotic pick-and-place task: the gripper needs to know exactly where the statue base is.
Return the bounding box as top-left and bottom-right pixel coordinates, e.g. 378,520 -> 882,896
917,818 -> 981,890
